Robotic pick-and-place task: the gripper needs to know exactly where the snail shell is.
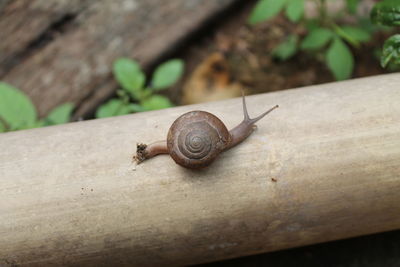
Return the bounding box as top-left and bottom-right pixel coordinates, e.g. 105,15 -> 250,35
167,111 -> 231,169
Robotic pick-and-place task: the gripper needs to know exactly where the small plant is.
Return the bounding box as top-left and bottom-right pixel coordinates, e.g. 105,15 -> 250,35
371,0 -> 400,68
0,82 -> 74,133
96,58 -> 184,118
248,0 -> 378,80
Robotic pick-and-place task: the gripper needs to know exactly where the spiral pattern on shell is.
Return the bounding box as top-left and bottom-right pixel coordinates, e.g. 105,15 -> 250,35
167,111 -> 231,169
178,121 -> 214,159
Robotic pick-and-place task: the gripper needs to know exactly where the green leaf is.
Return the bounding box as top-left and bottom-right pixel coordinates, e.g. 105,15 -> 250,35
285,0 -> 304,22
272,34 -> 298,60
113,58 -> 145,99
326,38 -> 354,80
45,103 -> 74,125
128,103 -> 145,112
0,82 -> 37,130
381,34 -> 400,67
248,0 -> 287,24
340,26 -> 371,43
140,95 -> 173,111
300,28 -> 333,50
346,0 -> 359,14
34,120 -> 46,128
333,25 -> 361,47
304,19 -> 320,31
151,59 -> 184,90
371,0 -> 400,26
95,99 -> 132,118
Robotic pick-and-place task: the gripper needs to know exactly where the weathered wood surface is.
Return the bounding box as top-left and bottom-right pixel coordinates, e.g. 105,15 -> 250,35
0,74 -> 399,266
0,0 -> 240,118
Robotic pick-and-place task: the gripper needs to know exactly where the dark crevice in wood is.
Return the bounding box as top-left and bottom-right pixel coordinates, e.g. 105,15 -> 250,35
26,13 -> 77,51
0,12 -> 78,78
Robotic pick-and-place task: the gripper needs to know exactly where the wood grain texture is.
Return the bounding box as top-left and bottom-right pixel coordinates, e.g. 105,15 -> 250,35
0,74 -> 400,266
0,0 -> 239,117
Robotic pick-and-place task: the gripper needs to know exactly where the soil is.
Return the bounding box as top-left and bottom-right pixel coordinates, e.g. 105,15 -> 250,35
172,1 -> 392,106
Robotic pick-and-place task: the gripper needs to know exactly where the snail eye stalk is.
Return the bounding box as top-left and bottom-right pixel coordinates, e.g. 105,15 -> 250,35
241,91 -> 279,124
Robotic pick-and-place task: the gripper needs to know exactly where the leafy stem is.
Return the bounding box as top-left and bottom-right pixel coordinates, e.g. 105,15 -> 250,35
248,0 -> 375,80
371,0 -> 400,68
331,23 -> 360,48
95,58 -> 183,118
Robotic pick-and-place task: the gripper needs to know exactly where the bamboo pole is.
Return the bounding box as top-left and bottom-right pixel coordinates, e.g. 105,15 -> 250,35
0,74 -> 400,266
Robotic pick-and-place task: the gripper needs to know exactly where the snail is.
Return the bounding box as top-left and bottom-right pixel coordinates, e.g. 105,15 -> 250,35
134,93 -> 278,169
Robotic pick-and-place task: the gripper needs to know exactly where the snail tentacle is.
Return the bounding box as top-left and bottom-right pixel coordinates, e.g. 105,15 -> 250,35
249,104 -> 279,124
225,93 -> 278,150
241,91 -> 279,124
242,91 -> 250,121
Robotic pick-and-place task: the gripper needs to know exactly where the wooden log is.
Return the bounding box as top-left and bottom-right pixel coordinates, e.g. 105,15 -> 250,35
0,74 -> 400,266
0,0 -> 239,118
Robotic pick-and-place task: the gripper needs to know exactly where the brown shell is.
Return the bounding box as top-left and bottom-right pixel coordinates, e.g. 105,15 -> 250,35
167,111 -> 231,169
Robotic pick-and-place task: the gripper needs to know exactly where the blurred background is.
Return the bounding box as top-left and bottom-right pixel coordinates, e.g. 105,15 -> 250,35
0,0 -> 399,265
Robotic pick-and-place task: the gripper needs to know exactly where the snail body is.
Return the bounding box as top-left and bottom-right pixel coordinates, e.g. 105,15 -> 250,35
135,93 -> 278,169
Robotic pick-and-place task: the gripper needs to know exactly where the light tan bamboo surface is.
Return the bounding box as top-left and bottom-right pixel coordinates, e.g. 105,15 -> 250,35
1,74 -> 400,266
